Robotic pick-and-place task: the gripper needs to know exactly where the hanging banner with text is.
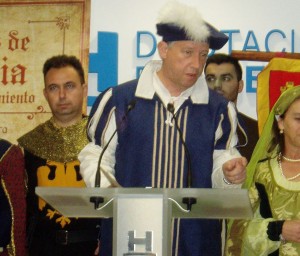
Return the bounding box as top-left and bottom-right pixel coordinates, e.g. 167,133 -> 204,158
0,0 -> 90,143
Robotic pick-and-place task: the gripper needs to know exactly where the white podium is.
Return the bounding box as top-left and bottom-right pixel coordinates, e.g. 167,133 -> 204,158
36,187 -> 252,256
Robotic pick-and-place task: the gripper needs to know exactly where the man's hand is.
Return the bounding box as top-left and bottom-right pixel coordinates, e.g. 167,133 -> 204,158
222,157 -> 247,184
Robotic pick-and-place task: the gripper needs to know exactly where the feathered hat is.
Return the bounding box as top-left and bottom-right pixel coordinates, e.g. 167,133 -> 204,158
156,1 -> 228,50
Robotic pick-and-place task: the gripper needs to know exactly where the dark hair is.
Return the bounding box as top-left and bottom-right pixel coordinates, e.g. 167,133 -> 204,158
204,53 -> 243,81
43,55 -> 85,84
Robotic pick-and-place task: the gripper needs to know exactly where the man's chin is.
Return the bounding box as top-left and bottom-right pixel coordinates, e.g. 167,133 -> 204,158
56,110 -> 73,116
216,91 -> 224,96
184,79 -> 198,88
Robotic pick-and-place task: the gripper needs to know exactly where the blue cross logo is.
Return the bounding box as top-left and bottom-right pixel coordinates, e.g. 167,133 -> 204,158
88,32 -> 118,107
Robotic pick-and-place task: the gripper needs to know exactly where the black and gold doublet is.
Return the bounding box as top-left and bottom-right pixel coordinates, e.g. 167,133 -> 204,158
18,117 -> 99,256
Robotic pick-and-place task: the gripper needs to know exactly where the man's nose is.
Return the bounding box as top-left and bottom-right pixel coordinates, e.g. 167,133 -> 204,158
213,78 -> 222,90
59,88 -> 67,98
191,55 -> 202,69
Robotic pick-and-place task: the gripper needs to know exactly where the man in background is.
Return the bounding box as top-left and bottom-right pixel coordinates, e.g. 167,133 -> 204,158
18,55 -> 99,256
205,54 -> 259,255
204,53 -> 259,162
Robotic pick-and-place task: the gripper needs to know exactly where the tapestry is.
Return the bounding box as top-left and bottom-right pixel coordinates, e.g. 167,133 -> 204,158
0,0 -> 90,143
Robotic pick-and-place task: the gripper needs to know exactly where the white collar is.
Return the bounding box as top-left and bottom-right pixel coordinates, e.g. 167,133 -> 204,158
153,72 -> 191,110
135,60 -> 209,105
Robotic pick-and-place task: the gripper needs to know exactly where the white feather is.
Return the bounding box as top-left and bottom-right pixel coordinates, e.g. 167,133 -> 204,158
157,0 -> 209,42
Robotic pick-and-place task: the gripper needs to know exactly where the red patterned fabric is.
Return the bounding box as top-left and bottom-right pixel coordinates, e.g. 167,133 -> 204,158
0,142 -> 26,256
268,70 -> 300,109
257,58 -> 300,134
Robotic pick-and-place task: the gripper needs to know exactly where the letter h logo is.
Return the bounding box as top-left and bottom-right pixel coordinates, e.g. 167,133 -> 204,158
124,230 -> 156,256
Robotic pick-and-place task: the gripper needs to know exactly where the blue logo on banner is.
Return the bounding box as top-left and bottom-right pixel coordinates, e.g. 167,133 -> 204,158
88,32 -> 118,107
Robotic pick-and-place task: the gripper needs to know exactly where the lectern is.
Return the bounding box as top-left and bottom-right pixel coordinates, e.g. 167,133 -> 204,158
36,187 -> 252,256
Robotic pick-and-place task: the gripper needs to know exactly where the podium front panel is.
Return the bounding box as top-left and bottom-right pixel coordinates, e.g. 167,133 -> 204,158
113,194 -> 170,256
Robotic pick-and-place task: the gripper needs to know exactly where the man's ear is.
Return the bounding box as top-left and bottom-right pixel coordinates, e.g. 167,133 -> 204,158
238,79 -> 244,93
157,41 -> 169,59
43,88 -> 48,101
82,83 -> 88,98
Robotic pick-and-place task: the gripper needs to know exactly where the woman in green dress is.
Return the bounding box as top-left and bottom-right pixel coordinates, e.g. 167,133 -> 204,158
226,85 -> 300,256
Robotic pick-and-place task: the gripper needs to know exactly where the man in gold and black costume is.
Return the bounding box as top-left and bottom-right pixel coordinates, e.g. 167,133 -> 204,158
18,55 -> 99,256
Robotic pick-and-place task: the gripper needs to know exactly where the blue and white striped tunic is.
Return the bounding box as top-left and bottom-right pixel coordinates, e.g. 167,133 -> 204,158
79,60 -> 241,256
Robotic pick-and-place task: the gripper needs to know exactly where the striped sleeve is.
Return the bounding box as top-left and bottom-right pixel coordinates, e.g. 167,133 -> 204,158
79,88 -> 118,188
212,101 -> 242,188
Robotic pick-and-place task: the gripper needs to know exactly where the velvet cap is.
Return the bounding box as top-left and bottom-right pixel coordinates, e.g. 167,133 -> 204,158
156,1 -> 228,50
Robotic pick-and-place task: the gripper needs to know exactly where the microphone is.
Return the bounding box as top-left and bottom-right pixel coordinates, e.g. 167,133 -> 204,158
90,99 -> 136,209
167,103 -> 196,211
